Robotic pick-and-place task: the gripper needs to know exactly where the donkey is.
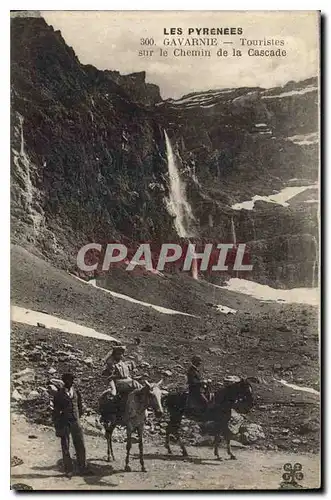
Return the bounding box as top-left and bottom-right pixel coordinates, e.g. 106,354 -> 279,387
163,377 -> 259,460
99,380 -> 163,472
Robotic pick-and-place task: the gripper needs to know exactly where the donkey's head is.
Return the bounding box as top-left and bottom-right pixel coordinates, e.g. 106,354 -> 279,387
143,379 -> 164,418
231,377 -> 259,414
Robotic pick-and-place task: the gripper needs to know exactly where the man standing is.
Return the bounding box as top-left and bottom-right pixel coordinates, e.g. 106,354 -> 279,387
187,355 -> 209,410
53,372 -> 87,478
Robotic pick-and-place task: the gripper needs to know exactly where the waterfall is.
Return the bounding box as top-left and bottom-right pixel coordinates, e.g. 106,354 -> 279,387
19,114 -> 24,156
191,252 -> 198,280
12,113 -> 44,234
164,130 -> 196,238
312,236 -> 318,287
164,130 -> 198,279
13,114 -> 33,207
231,216 -> 237,245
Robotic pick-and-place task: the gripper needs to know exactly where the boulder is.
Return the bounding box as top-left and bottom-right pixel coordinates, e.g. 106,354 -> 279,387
13,368 -> 35,384
12,389 -> 24,401
240,423 -> 265,444
27,390 -> 40,400
63,343 -> 73,349
208,347 -> 225,356
82,414 -> 103,431
276,325 -> 291,332
11,483 -> 33,491
37,387 -> 49,396
228,409 -> 245,434
49,378 -> 64,389
55,350 -> 70,357
11,456 -> 24,467
28,350 -> 43,361
140,361 -> 151,368
66,353 -> 78,361
83,357 -> 93,366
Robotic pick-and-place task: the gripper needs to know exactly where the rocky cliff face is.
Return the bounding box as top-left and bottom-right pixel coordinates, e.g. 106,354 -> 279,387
11,16 -> 319,287
11,17 -> 172,264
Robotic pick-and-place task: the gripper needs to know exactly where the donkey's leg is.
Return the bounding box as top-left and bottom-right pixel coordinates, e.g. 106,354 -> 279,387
106,429 -> 111,462
225,430 -> 236,460
176,432 -> 188,458
137,426 -> 146,472
172,418 -> 188,457
108,423 -> 116,461
125,427 -> 133,472
213,432 -> 222,460
166,416 -> 187,456
165,419 -> 174,454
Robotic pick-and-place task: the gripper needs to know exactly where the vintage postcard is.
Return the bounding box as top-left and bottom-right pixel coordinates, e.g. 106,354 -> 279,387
10,10 -> 320,491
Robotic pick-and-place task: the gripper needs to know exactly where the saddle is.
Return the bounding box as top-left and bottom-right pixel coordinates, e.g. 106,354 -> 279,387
185,387 -> 214,417
99,392 -> 128,424
186,394 -> 206,412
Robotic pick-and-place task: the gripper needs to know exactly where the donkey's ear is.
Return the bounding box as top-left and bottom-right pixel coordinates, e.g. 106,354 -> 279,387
156,379 -> 163,387
144,380 -> 151,388
246,376 -> 260,384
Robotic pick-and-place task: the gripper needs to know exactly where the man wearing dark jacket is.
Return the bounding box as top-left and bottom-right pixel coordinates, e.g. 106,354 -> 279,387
53,372 -> 87,478
187,356 -> 209,409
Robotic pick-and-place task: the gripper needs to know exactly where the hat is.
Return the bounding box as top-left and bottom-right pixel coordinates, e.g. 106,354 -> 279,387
61,372 -> 74,383
192,355 -> 202,365
112,345 -> 126,354
223,375 -> 241,387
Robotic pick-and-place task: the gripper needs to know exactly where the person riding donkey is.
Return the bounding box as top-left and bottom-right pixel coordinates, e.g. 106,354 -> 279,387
187,355 -> 210,410
99,346 -> 142,415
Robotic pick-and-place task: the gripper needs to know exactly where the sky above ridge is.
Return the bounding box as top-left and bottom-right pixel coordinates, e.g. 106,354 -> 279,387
42,11 -> 319,99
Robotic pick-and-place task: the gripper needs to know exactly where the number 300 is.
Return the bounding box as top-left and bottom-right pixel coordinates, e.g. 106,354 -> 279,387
140,38 -> 155,46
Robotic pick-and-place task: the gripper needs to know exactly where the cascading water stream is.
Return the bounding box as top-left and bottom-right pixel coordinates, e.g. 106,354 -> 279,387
230,216 -> 237,245
164,131 -> 196,238
164,130 -> 198,279
13,114 -> 34,208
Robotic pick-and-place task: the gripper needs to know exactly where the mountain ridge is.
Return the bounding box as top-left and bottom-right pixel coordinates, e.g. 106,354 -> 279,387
11,16 -> 319,287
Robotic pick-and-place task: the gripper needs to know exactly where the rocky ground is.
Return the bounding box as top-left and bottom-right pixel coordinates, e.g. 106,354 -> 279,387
11,245 -> 320,460
10,14 -> 320,491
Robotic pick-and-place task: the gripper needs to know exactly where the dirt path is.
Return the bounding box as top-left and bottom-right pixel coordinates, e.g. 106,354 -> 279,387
11,414 -> 320,491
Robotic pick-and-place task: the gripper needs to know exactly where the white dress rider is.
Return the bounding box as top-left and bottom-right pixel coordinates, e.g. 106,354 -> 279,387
102,345 -> 142,397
